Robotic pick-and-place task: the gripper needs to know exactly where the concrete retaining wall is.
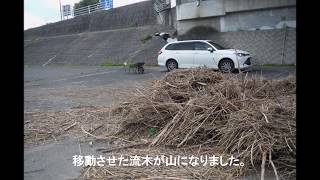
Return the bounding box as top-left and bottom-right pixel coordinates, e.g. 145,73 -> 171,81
24,25 -> 174,66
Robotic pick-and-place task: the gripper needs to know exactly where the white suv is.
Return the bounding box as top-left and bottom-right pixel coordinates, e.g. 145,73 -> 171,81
157,40 -> 252,73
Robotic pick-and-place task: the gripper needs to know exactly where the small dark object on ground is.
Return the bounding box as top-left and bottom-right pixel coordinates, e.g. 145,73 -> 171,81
123,62 -> 145,74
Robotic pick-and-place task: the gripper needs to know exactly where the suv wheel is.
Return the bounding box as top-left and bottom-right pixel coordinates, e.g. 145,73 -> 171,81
166,60 -> 178,71
219,59 -> 235,73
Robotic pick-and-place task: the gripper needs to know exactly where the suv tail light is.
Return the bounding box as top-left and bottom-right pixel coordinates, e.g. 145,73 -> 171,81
158,50 -> 162,55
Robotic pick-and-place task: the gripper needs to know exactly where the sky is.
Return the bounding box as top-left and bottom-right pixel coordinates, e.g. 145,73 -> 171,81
24,0 -> 151,30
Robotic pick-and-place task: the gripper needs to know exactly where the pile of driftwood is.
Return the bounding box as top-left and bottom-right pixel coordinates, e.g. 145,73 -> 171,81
110,68 -> 296,179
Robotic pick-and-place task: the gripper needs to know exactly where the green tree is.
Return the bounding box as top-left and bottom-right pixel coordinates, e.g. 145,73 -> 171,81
74,0 -> 99,16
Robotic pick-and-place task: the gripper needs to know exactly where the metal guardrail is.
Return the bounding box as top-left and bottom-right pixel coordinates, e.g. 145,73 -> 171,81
73,1 -> 113,17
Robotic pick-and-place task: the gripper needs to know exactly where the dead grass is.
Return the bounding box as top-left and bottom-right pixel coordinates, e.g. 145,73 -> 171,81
24,106 -> 118,148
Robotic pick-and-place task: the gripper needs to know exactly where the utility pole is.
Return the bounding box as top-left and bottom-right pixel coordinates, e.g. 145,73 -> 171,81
59,0 -> 62,21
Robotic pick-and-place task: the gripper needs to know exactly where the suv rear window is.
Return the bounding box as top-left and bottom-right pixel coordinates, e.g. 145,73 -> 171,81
165,42 -> 194,50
